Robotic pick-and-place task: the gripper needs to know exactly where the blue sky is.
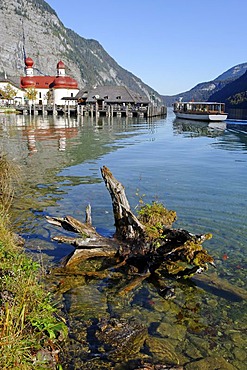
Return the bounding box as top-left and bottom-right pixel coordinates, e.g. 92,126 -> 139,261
47,0 -> 247,95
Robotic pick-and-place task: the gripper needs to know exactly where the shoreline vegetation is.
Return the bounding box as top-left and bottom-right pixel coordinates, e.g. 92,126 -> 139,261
0,107 -> 18,114
0,154 -> 67,369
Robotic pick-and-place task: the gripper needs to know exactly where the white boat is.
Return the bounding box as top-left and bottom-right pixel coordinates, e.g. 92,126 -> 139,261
173,101 -> 228,121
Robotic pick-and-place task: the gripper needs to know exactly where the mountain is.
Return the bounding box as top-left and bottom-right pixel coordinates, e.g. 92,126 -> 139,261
162,63 -> 247,106
209,69 -> 247,110
214,63 -> 247,81
0,0 -> 161,103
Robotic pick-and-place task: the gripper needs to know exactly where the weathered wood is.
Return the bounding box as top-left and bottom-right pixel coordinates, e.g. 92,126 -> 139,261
46,213 -> 119,265
52,235 -> 118,249
193,272 -> 247,301
100,165 -> 146,241
61,246 -> 117,267
85,204 -> 92,225
46,215 -> 98,237
118,271 -> 151,296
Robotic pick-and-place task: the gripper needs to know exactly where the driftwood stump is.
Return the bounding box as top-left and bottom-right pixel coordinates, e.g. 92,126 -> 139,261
46,166 -> 218,293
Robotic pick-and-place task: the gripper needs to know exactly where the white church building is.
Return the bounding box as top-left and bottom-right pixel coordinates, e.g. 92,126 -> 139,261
20,57 -> 79,106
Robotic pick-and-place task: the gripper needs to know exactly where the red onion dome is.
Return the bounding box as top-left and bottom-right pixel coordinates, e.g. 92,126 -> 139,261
21,76 -> 36,88
25,57 -> 34,68
69,79 -> 78,88
57,60 -> 65,69
52,76 -> 67,88
52,76 -> 78,89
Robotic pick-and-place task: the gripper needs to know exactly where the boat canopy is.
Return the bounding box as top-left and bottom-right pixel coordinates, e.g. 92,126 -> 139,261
173,101 -> 225,113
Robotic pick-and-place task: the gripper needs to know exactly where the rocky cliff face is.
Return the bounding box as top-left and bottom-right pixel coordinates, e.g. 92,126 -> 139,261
0,0 -> 160,102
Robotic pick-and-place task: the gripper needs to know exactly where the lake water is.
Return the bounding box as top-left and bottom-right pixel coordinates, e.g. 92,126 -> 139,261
0,109 -> 246,369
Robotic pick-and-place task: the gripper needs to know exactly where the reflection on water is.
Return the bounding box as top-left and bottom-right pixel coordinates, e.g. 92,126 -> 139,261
173,116 -> 247,151
0,110 -> 246,369
173,118 -> 227,138
173,118 -> 209,137
0,113 -> 153,230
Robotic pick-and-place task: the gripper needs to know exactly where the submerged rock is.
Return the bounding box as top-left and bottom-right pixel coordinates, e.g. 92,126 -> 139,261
133,363 -> 184,370
157,322 -> 187,342
145,336 -> 181,365
96,317 -> 148,361
184,356 -> 236,370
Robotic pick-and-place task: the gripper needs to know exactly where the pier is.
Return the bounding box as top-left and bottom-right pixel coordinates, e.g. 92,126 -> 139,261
15,103 -> 167,118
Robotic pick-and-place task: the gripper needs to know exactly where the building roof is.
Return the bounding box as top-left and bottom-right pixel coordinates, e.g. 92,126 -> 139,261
51,76 -> 78,89
57,61 -> 65,69
25,57 -> 34,68
20,57 -> 78,90
20,75 -> 78,89
76,85 -> 149,104
20,76 -> 55,89
0,77 -> 22,90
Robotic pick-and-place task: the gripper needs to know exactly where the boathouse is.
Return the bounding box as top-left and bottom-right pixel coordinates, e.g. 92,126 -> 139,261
76,85 -> 153,117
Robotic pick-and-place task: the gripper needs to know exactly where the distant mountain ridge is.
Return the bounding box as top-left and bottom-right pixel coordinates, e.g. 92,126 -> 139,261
0,0 -> 162,103
214,63 -> 247,81
209,69 -> 247,110
162,62 -> 247,106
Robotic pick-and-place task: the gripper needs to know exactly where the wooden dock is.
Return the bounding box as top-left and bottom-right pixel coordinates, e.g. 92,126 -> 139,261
15,104 -> 167,118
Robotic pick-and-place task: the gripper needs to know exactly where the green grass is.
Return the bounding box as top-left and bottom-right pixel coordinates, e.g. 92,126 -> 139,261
0,107 -> 17,113
0,155 -> 67,369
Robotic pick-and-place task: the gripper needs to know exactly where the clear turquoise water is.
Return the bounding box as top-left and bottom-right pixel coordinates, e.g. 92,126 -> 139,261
0,110 -> 246,368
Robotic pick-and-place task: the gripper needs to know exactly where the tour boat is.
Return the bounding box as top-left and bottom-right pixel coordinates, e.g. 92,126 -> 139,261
173,101 -> 228,121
